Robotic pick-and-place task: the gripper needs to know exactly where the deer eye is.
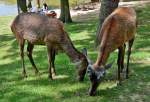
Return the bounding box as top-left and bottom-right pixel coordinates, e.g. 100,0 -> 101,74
96,71 -> 106,80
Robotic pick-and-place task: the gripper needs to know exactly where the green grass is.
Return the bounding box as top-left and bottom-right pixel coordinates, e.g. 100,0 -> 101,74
0,4 -> 150,102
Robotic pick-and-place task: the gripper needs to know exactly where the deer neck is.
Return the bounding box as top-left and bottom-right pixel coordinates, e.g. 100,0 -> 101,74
65,45 -> 83,63
95,48 -> 110,67
60,34 -> 83,63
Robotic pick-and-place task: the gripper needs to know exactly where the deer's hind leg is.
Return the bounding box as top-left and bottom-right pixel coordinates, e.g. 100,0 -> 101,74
126,38 -> 134,79
117,45 -> 125,84
47,44 -> 53,80
51,48 -> 56,77
120,44 -> 126,73
27,42 -> 39,75
18,38 -> 26,78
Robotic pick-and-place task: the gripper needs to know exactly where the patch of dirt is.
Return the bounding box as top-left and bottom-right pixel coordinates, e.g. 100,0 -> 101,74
70,1 -> 150,22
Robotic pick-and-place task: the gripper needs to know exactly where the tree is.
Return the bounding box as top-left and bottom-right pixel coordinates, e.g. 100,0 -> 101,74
59,0 -> 72,23
17,0 -> 28,13
17,0 -> 20,14
27,0 -> 32,12
36,0 -> 40,9
95,0 -> 119,46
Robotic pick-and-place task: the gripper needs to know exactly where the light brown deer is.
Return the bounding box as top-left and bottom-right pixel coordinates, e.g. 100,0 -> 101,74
85,7 -> 137,96
45,11 -> 57,18
10,12 -> 88,81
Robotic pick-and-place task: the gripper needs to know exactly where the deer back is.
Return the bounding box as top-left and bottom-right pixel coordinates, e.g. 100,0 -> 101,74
11,12 -> 64,45
98,7 -> 137,52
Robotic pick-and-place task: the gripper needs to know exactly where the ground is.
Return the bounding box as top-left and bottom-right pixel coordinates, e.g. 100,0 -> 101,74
0,2 -> 150,102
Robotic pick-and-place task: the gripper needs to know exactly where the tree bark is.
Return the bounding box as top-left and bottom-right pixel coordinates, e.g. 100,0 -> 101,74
17,0 -> 27,13
95,0 -> 119,46
59,0 -> 72,23
27,0 -> 32,9
36,0 -> 40,9
17,0 -> 20,14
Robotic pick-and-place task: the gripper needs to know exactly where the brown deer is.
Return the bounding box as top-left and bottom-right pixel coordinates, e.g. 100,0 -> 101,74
45,11 -> 57,18
10,12 -> 88,81
85,7 -> 137,96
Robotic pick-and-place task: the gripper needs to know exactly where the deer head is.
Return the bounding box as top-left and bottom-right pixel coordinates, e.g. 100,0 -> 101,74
83,48 -> 113,96
87,63 -> 113,96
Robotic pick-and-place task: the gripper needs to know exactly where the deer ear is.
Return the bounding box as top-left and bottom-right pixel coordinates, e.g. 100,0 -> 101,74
82,48 -> 93,64
82,48 -> 87,56
87,65 -> 94,76
104,61 -> 114,70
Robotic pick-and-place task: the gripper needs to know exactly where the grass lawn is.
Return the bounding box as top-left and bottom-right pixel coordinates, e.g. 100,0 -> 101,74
0,4 -> 150,102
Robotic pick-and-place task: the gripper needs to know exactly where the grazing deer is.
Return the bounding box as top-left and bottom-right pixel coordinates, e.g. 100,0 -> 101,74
85,7 -> 137,96
10,12 -> 88,81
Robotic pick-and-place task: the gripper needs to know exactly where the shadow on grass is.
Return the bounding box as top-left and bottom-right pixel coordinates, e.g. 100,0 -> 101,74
0,90 -> 55,102
0,34 -> 16,48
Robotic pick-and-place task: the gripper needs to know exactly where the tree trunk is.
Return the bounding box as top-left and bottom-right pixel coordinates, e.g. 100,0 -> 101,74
27,0 -> 32,9
95,0 -> 119,46
17,0 -> 20,14
59,0 -> 72,23
36,0 -> 40,9
18,0 -> 27,13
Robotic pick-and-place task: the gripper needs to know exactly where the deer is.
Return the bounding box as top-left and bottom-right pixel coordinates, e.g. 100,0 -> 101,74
85,7 -> 137,96
45,11 -> 57,18
10,12 -> 88,81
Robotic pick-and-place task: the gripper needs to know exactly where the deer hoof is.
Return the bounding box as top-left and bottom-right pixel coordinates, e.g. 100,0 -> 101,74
126,75 -> 129,79
35,70 -> 40,75
52,73 -> 56,77
22,72 -> 27,78
117,81 -> 122,86
48,75 -> 53,80
22,74 -> 27,78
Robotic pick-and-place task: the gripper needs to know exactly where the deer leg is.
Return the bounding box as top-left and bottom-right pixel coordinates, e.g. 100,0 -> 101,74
47,45 -> 53,80
120,44 -> 126,73
117,46 -> 124,84
51,48 -> 56,76
27,42 -> 39,75
19,39 -> 26,78
126,39 -> 134,79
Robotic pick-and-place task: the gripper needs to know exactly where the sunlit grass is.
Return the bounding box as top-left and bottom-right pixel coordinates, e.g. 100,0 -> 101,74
0,4 -> 150,102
